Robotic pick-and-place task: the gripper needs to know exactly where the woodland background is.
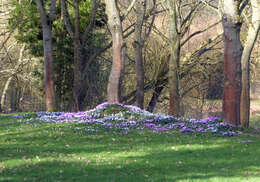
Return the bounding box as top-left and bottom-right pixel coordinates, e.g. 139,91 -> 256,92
0,0 -> 259,124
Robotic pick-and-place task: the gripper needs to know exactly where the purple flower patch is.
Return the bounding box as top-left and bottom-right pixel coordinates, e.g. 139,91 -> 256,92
180,127 -> 194,133
15,102 -> 242,137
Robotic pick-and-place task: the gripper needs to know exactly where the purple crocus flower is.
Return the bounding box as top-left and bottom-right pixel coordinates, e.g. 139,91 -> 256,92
180,127 -> 194,133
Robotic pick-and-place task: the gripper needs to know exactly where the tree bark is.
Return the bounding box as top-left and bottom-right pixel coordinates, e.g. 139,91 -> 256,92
168,0 -> 180,117
147,55 -> 169,113
221,0 -> 242,126
43,25 -> 57,111
240,0 -> 260,128
35,0 -> 56,111
72,0 -> 81,111
1,76 -> 12,112
147,78 -> 166,113
105,0 -> 125,103
10,83 -> 19,112
61,0 -> 97,111
134,0 -> 146,109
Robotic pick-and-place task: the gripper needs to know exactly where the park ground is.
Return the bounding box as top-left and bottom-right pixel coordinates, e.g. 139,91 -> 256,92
0,100 -> 259,182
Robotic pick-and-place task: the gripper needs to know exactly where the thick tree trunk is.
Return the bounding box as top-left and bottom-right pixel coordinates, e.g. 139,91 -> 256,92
221,0 -> 242,126
105,0 -> 125,103
134,0 -> 145,109
35,0 -> 56,111
240,0 -> 260,128
168,0 -> 180,117
42,27 -> 56,111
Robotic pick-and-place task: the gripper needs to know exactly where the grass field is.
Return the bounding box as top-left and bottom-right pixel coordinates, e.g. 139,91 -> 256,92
250,114 -> 260,129
0,104 -> 260,182
250,99 -> 260,129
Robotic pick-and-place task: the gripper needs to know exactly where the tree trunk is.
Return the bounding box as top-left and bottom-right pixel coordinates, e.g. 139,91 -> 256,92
134,1 -> 145,109
0,44 -> 25,112
134,3 -> 145,109
168,0 -> 180,117
1,76 -> 12,112
134,0 -> 146,109
240,0 -> 260,128
10,82 -> 18,112
72,0 -> 81,111
35,0 -> 56,111
221,0 -> 242,126
147,79 -> 165,113
61,0 -> 97,111
105,0 -> 125,103
147,57 -> 168,113
43,26 -> 56,111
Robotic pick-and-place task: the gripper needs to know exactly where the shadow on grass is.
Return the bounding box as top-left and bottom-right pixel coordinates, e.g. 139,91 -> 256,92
1,143 -> 260,182
1,116 -> 260,181
1,131 -> 260,181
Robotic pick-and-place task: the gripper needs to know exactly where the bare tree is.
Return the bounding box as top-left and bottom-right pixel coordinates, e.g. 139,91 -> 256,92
134,0 -> 146,109
61,0 -> 97,111
168,0 -> 181,117
35,0 -> 56,111
199,0 -> 259,126
0,44 -> 25,112
220,0 -> 242,126
166,0 -> 205,116
240,0 -> 260,128
105,0 -> 126,103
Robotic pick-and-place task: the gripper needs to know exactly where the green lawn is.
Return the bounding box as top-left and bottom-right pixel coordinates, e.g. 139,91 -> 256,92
0,114 -> 260,182
250,99 -> 260,129
251,99 -> 260,106
250,114 -> 260,129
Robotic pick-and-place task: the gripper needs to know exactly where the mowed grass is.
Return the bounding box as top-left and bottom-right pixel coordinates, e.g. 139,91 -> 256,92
250,99 -> 260,129
251,99 -> 260,106
0,115 -> 260,182
250,114 -> 260,129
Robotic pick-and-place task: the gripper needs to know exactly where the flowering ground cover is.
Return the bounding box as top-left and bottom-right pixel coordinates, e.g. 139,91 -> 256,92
14,103 -> 243,137
0,103 -> 260,181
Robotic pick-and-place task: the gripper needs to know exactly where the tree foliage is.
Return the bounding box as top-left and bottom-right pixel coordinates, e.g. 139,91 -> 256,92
9,0 -> 108,110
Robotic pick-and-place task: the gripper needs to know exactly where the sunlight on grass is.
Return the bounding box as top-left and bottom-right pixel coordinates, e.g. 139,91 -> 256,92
251,99 -> 260,106
250,114 -> 260,129
1,106 -> 260,182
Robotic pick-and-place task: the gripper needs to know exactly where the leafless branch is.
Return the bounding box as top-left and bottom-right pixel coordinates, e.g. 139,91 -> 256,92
121,0 -> 137,21
0,18 -> 21,51
60,0 -> 74,38
239,0 -> 249,15
181,1 -> 202,28
49,0 -> 57,20
82,0 -> 97,42
199,0 -> 218,12
181,20 -> 221,47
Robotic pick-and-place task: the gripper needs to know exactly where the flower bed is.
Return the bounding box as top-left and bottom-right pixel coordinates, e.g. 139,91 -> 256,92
14,102 -> 243,136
